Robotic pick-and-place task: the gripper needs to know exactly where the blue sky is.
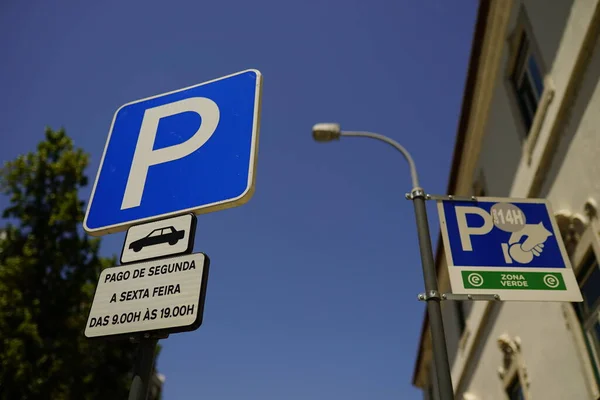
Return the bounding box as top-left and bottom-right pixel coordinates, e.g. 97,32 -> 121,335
1,1 -> 477,398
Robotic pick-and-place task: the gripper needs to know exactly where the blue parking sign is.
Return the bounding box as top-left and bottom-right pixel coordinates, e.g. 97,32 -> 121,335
84,70 -> 262,236
441,200 -> 565,268
437,197 -> 582,302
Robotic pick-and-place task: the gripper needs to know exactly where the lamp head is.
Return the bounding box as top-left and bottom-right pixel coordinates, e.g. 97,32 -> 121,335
312,123 -> 341,142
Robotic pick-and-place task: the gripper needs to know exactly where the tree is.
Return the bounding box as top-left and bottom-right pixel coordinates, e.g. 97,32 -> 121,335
0,128 -> 155,399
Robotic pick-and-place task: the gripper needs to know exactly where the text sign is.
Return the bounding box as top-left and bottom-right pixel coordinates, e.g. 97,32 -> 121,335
83,69 -> 263,236
85,253 -> 210,338
438,197 -> 582,302
121,213 -> 197,264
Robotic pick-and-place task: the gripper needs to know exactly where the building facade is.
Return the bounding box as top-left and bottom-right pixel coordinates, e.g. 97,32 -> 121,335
412,0 -> 600,399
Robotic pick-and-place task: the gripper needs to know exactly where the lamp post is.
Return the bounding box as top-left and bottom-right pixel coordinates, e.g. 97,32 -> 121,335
312,123 -> 454,399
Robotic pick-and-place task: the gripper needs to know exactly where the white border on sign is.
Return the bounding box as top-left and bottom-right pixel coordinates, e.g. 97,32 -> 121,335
437,196 -> 583,302
83,69 -> 263,236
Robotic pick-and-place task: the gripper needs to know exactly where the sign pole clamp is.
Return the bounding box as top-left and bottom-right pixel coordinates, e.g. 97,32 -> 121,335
405,192 -> 480,202
417,290 -> 442,302
418,292 -> 502,302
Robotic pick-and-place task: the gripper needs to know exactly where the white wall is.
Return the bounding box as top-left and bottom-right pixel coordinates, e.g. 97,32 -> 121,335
475,0 -> 575,196
453,0 -> 599,398
510,0 -> 597,198
458,302 -> 592,399
541,37 -> 600,213
475,63 -> 523,196
521,0 -> 574,70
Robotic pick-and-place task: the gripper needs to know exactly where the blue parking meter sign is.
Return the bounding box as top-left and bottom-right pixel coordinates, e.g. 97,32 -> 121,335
437,197 -> 582,302
84,69 -> 262,236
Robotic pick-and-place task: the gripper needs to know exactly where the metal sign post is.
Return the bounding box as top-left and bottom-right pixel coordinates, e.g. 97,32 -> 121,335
83,70 -> 263,399
407,188 -> 455,400
311,124 -> 458,400
128,336 -> 160,400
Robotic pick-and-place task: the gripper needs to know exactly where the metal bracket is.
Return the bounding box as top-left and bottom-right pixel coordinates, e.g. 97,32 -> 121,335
405,193 -> 481,202
445,293 -> 500,301
418,292 -> 501,302
417,290 -> 442,301
405,188 -> 427,200
426,194 -> 479,202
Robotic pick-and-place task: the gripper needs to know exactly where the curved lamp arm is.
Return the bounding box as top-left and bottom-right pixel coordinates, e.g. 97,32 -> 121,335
312,123 -> 420,189
341,131 -> 420,189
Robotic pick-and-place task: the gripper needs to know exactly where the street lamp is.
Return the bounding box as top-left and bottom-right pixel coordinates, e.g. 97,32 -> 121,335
312,123 -> 454,399
312,123 -> 342,142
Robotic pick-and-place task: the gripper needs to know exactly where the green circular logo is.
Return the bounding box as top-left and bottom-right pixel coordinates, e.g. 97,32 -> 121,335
543,274 -> 559,288
467,273 -> 484,287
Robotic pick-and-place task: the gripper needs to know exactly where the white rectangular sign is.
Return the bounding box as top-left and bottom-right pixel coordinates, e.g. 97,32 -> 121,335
121,214 -> 196,264
85,253 -> 209,338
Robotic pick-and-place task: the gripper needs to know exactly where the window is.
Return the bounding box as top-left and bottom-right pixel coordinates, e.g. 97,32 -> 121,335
509,31 -> 544,134
574,253 -> 600,384
559,205 -> 600,396
506,376 -> 525,400
497,334 -> 530,399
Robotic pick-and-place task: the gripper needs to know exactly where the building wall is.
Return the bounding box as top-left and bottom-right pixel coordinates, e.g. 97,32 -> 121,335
520,0 -> 574,70
447,0 -> 600,399
510,0 -> 599,198
457,303 -> 592,399
475,0 -> 576,196
541,37 -> 600,210
476,61 -> 522,197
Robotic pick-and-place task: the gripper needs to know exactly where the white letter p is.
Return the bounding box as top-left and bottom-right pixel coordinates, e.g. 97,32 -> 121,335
121,97 -> 220,210
455,206 -> 493,251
